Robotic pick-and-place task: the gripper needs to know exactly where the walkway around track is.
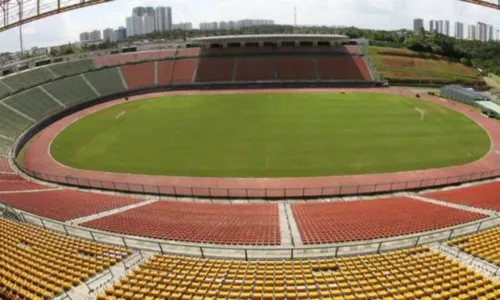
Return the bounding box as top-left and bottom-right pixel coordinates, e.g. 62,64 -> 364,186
21,88 -> 500,198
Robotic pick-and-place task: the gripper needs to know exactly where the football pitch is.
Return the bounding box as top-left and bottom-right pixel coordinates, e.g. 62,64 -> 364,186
51,92 -> 490,177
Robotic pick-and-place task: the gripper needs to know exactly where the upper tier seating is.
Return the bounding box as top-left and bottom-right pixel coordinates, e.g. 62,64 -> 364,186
277,57 -> 317,80
97,246 -> 500,300
424,182 -> 500,212
292,197 -> 486,244
0,106 -> 35,140
83,201 -> 280,245
195,57 -> 235,82
0,80 -> 11,99
2,67 -> 54,92
171,59 -> 197,84
84,68 -> 126,96
0,136 -> 14,156
0,218 -> 131,300
0,157 -> 12,173
317,56 -> 372,81
47,59 -> 95,77
157,61 -> 174,85
94,50 -> 177,67
448,227 -> 500,266
0,190 -> 143,221
3,87 -> 62,120
235,57 -> 276,81
43,75 -> 97,107
120,63 -> 155,90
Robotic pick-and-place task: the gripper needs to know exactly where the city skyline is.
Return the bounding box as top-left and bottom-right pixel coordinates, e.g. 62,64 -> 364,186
2,0 -> 500,52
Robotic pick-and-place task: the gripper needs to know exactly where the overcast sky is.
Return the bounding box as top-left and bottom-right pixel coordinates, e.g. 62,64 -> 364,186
1,0 -> 500,52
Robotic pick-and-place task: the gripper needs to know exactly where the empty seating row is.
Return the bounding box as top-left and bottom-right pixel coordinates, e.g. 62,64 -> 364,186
94,50 -> 178,67
83,201 -> 280,245
43,75 -> 97,107
448,227 -> 500,266
3,87 -> 63,120
47,59 -> 95,77
120,63 -> 155,90
0,218 -> 130,300
171,59 -> 197,84
195,57 -> 235,82
317,56 -> 372,81
291,197 -> 486,244
2,67 -> 54,92
84,68 -> 127,96
0,189 -> 143,221
0,80 -> 11,99
0,137 -> 13,156
425,182 -> 500,212
0,105 -> 34,139
97,246 -> 500,300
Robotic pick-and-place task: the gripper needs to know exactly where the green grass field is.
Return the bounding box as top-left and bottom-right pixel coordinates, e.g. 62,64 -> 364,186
51,93 -> 490,177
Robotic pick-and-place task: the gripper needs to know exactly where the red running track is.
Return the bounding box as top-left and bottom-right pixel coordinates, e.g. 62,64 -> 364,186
291,197 -> 486,245
22,88 -> 500,198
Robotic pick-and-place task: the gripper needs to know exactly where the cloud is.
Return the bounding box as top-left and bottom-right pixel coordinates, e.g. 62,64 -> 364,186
0,0 -> 499,52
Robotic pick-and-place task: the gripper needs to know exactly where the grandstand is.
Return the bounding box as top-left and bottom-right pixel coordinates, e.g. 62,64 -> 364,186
0,34 -> 499,299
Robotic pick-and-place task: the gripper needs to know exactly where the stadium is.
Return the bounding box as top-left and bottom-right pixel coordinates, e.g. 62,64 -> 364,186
1,1 -> 500,300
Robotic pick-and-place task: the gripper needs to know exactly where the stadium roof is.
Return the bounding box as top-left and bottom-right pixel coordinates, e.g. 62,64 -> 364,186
189,34 -> 350,45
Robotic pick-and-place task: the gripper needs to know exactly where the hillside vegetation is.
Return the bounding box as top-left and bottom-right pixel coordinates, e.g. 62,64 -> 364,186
369,46 -> 485,87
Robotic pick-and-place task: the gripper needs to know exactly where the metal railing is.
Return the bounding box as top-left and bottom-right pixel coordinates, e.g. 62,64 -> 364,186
17,164 -> 500,199
4,204 -> 498,260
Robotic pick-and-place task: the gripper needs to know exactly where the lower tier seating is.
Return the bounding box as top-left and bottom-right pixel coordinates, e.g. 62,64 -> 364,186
235,57 -> 276,81
0,137 -> 13,156
317,56 -> 372,81
448,227 -> 500,266
97,246 -> 500,300
83,201 -> 280,245
0,218 -> 130,300
195,57 -> 235,82
171,59 -> 197,84
292,197 -> 486,244
276,57 -> 317,80
120,63 -> 155,90
48,59 -> 95,77
0,190 -> 143,221
0,80 -> 11,99
157,61 -> 174,85
43,76 -> 97,107
0,106 -> 35,140
84,68 -> 126,96
3,87 -> 62,120
0,157 -> 11,172
2,67 -> 54,92
425,182 -> 500,211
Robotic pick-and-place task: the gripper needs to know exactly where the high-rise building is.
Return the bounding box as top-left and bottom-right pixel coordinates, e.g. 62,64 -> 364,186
132,7 -> 146,17
219,21 -> 229,30
79,32 -> 90,42
144,15 -> 155,35
454,22 -> 464,39
155,7 -> 173,32
444,20 -> 450,36
468,24 -> 477,40
200,22 -> 218,30
126,15 -> 144,37
145,7 -> 155,17
477,22 -> 488,41
114,27 -> 127,41
487,25 -> 494,41
437,20 -> 444,34
173,22 -> 192,30
413,18 -> 424,33
103,28 -> 114,42
89,30 -> 101,41
429,20 -> 436,32
497,30 -> 500,41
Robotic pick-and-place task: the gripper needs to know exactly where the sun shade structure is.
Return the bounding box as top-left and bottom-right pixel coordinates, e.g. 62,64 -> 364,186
440,85 -> 488,106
